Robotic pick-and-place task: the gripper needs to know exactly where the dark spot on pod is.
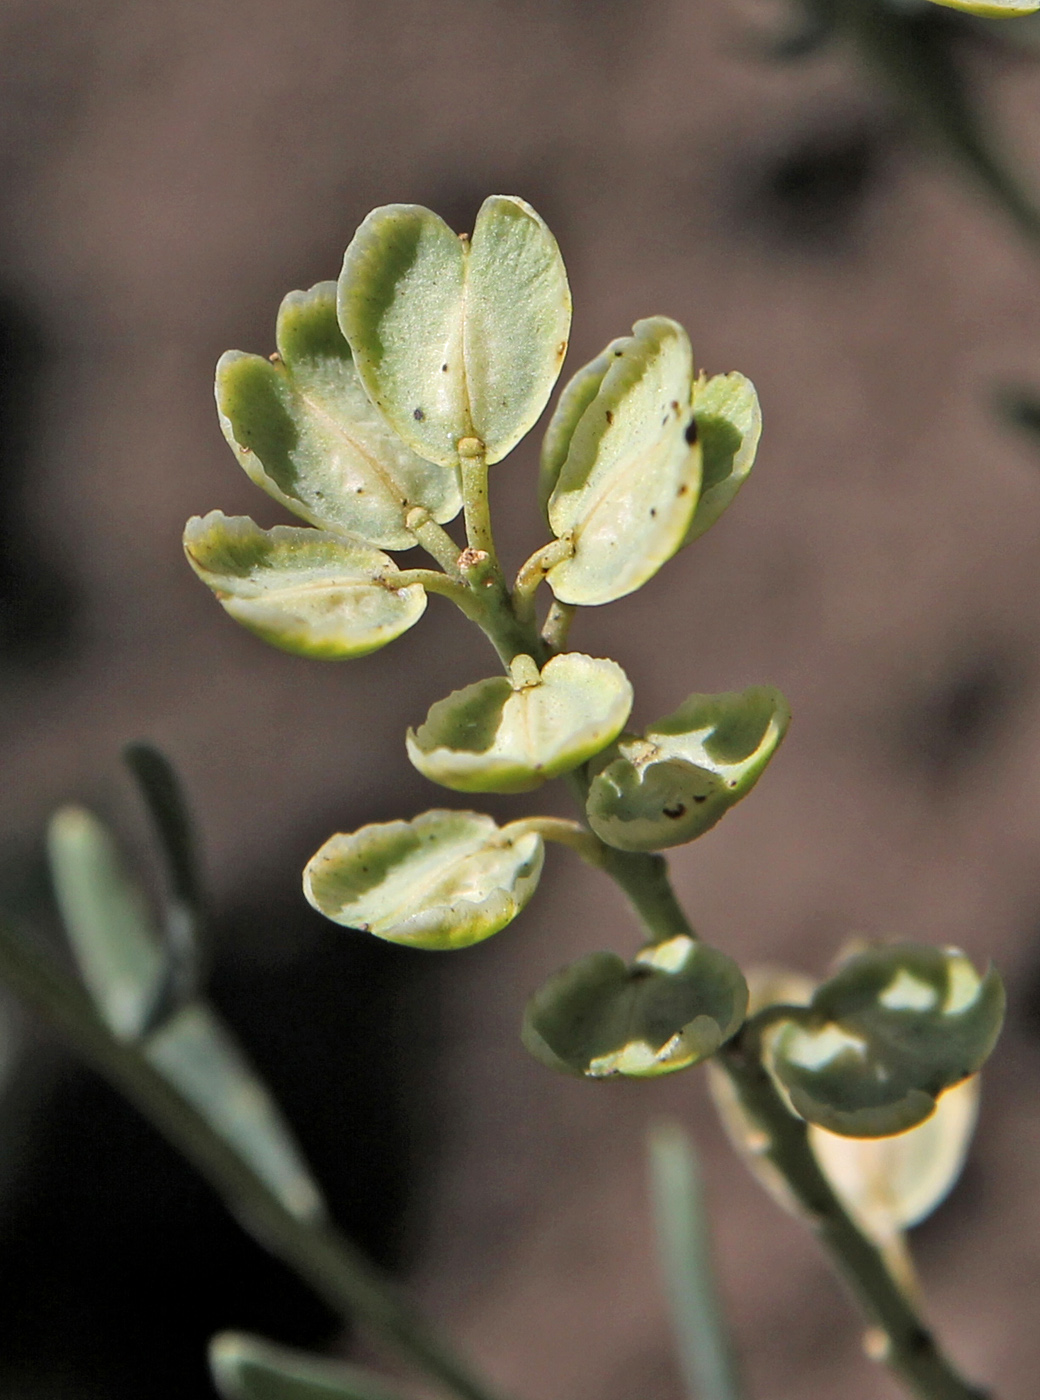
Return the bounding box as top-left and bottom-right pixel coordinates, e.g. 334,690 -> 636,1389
441,363 -> 449,372
661,417 -> 668,427
605,410 -> 614,425
650,507 -> 657,518
663,803 -> 686,819
413,408 -> 425,421
693,793 -> 708,804
355,486 -> 364,494
685,418 -> 699,445
556,341 -> 567,358
614,348 -> 624,357
678,484 -> 689,497
671,400 -> 680,412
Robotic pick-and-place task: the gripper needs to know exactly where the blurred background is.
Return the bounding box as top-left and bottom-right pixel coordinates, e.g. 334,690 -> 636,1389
0,1 -> 1038,1397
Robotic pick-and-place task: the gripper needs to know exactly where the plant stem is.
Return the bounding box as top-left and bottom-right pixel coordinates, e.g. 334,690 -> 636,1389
0,921 -> 511,1400
458,441 -> 500,574
512,540 -> 574,629
716,1017 -> 989,1400
569,843 -> 987,1400
407,511 -> 465,579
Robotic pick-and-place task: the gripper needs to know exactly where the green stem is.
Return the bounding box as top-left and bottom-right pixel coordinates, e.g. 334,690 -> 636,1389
715,1020 -> 989,1400
458,441 -> 500,574
512,540 -> 574,629
407,511 -> 464,579
0,922 -> 510,1400
390,569 -> 475,610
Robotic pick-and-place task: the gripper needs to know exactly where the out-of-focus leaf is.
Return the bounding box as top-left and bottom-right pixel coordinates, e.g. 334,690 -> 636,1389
211,1333 -> 410,1400
216,282 -> 461,550
184,512 -> 427,659
543,318 -> 702,605
304,810 -> 544,950
339,198 -> 570,467
145,1002 -> 325,1221
586,687 -> 790,851
649,1122 -> 744,1400
47,807 -> 164,1040
523,935 -> 748,1078
406,652 -> 632,794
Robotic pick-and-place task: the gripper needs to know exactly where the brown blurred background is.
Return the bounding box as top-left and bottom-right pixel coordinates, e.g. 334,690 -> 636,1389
0,1 -> 1038,1397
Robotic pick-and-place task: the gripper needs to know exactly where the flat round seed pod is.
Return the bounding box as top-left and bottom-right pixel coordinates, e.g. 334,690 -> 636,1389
338,197 -> 570,468
184,512 -> 426,659
771,944 -> 1005,1137
406,652 -> 633,794
808,1075 -> 981,1241
682,371 -> 761,545
523,935 -> 748,1078
586,686 -> 790,851
216,282 -> 461,551
543,318 -> 702,605
303,810 -> 544,950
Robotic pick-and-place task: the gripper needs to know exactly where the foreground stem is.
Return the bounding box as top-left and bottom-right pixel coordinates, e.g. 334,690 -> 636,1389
0,923 -> 508,1400
717,1022 -> 988,1400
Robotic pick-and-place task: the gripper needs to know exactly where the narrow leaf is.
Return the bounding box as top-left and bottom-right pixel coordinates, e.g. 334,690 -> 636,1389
211,1333 -> 411,1400
47,807 -> 163,1040
145,1003 -> 325,1221
649,1121 -> 744,1400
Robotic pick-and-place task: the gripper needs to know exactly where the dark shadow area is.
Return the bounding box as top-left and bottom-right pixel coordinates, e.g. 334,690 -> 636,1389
0,875 -> 438,1400
0,291 -> 77,665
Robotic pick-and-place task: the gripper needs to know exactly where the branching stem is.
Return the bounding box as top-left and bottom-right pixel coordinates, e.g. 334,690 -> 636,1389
716,1015 -> 990,1400
512,539 -> 574,628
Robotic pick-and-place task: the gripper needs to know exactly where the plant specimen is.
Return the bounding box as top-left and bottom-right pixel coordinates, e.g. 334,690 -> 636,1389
0,185 -> 1010,1400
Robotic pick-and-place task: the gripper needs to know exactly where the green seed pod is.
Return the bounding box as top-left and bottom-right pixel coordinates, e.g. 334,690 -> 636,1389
216,282 -> 461,551
541,318 -> 702,606
523,935 -> 748,1078
682,371 -> 761,545
771,944 -> 1005,1137
338,197 -> 571,468
184,512 -> 427,659
406,652 -> 633,794
586,686 -> 790,851
303,810 -> 544,950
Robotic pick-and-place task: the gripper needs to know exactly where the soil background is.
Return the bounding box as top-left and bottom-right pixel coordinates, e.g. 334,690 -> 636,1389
0,3 -> 1037,1398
